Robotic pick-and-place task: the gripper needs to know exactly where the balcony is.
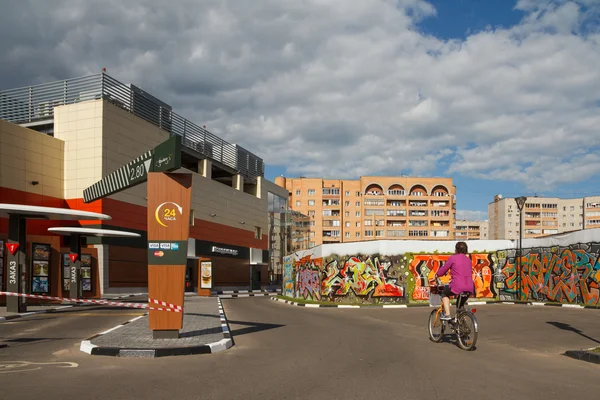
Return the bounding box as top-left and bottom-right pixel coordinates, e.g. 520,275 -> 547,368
409,201 -> 428,207
387,229 -> 406,237
387,221 -> 406,227
431,201 -> 449,207
409,210 -> 428,217
387,210 -> 407,217
386,200 -> 405,207
409,221 -> 428,227
387,190 -> 406,197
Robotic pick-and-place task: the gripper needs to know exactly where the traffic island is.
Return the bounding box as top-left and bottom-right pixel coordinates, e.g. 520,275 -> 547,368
565,347 -> 600,365
80,297 -> 232,358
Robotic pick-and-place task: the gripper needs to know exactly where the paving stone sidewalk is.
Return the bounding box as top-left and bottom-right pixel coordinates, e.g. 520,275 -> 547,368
85,296 -> 229,355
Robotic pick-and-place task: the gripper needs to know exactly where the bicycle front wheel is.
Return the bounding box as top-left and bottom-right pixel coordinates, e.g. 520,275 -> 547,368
428,309 -> 444,342
456,311 -> 478,350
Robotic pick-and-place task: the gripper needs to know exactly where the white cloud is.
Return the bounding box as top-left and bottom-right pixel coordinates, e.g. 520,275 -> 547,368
0,0 -> 599,191
456,210 -> 488,221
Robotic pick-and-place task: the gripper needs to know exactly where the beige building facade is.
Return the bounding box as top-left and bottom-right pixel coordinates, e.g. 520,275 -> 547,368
454,220 -> 489,240
0,72 -> 286,298
488,194 -> 600,240
275,176 -> 456,247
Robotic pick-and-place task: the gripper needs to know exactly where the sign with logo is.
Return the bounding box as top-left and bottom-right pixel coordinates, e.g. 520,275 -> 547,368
211,246 -> 238,256
193,240 -> 250,260
200,261 -> 212,289
154,201 -> 183,228
146,172 -> 193,336
69,253 -> 78,263
147,241 -> 188,265
6,243 -> 19,255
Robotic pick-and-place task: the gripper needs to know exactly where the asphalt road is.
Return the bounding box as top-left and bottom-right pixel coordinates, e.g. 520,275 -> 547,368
1,298 -> 599,400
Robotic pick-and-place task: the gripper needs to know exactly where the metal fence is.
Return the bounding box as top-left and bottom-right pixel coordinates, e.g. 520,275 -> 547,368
0,73 -> 264,180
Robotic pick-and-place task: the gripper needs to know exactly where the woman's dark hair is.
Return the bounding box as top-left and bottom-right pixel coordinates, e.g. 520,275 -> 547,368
455,241 -> 468,254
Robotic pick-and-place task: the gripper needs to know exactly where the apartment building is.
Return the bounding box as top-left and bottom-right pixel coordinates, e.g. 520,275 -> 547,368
274,176 -> 456,247
488,194 -> 600,240
454,220 -> 489,240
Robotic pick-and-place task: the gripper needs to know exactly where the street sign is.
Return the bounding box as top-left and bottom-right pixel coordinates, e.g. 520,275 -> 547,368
83,135 -> 182,203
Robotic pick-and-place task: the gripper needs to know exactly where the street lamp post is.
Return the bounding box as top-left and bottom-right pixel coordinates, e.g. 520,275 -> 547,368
515,196 -> 527,302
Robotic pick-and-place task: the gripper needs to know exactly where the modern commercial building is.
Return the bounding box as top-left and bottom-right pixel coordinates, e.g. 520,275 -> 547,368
454,220 -> 489,240
274,176 -> 456,246
0,72 -> 288,299
488,194 -> 600,239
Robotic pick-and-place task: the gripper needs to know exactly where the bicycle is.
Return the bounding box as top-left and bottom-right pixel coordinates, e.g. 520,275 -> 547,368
427,278 -> 479,351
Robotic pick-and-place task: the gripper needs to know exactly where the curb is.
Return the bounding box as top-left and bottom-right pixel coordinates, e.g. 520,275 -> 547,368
270,297 -> 599,309
80,297 -> 233,358
218,293 -> 277,299
565,349 -> 600,364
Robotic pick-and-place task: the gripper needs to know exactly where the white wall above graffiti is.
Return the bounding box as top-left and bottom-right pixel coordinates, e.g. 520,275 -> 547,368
522,228 -> 600,249
319,239 -> 514,257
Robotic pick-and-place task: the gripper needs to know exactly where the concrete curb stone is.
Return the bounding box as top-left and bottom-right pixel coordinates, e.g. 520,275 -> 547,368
565,349 -> 600,364
270,296 -> 598,310
79,297 -> 233,358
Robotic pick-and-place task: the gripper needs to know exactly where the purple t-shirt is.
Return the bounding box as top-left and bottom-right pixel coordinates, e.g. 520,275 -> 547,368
436,254 -> 474,295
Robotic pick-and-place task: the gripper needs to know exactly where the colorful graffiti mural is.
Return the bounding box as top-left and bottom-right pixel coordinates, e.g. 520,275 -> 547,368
321,256 -> 405,301
282,256 -> 294,297
408,253 -> 496,301
497,244 -> 600,306
282,241 -> 600,306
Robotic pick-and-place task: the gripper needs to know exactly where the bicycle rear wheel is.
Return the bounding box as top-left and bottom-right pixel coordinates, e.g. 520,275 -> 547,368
428,309 -> 444,342
456,311 -> 478,350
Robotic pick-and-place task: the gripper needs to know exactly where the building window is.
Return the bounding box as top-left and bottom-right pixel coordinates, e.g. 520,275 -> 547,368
254,226 -> 262,239
345,211 -> 350,217
356,232 -> 360,237
345,232 -> 350,237
356,201 -> 360,206
356,222 -> 360,227
345,222 -> 351,227
296,201 -> 301,206
308,210 -> 315,216
356,191 -> 360,196
296,190 -> 301,195
375,230 -> 384,237
345,191 -> 350,196
356,211 -> 360,217
364,230 -> 373,237
308,189 -> 315,195
345,201 -> 350,206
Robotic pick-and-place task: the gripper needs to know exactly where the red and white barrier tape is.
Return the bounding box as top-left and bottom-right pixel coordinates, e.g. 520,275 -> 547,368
0,291 -> 182,312
149,298 -> 183,311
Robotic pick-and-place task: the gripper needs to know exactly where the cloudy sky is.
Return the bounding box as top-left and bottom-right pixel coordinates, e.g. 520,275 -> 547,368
1,0 -> 599,220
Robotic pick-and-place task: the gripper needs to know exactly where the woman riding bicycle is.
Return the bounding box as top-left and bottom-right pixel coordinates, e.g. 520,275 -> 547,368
435,241 -> 475,321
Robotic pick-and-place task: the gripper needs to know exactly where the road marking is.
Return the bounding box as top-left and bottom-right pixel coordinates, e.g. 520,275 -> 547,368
0,361 -> 78,374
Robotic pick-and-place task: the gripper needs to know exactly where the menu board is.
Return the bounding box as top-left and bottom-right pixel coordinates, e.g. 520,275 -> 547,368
31,243 -> 51,294
81,254 -> 92,292
0,240 -> 4,290
62,253 -> 71,291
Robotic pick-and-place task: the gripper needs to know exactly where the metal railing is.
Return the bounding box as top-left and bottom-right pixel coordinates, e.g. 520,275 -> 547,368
0,73 -> 264,180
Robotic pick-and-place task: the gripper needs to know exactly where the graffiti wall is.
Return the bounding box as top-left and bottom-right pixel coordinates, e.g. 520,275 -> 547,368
409,253 -> 496,301
283,251 -> 498,304
496,244 -> 600,306
282,256 -> 294,297
282,233 -> 600,306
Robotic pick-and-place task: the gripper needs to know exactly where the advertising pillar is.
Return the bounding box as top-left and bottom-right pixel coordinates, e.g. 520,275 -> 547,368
69,234 -> 81,301
6,215 -> 26,313
147,172 -> 193,339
